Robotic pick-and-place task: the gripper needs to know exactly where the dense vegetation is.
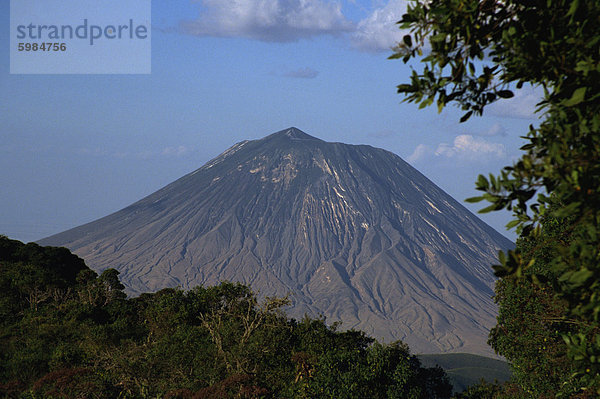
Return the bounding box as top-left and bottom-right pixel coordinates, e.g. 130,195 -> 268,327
392,0 -> 600,396
0,236 -> 453,398
488,210 -> 592,398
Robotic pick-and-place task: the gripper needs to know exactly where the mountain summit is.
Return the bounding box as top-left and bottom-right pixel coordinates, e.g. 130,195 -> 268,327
266,126 -> 322,141
40,127 -> 512,355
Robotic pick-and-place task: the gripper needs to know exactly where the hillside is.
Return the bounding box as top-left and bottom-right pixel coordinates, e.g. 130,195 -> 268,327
418,353 -> 512,393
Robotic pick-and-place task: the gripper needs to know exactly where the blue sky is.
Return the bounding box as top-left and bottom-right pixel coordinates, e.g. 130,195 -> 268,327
0,0 -> 542,242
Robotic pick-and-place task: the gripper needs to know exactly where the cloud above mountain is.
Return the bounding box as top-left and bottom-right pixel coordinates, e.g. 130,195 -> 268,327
436,135 -> 506,159
179,0 -> 409,51
488,85 -> 543,119
351,0 -> 407,52
182,0 -> 353,42
408,135 -> 507,163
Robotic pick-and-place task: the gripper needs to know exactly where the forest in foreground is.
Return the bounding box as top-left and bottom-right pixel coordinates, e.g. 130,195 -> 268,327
0,235 -> 460,398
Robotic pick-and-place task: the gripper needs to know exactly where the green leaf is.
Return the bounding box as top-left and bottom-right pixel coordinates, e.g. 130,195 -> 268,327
505,219 -> 520,229
465,196 -> 484,203
476,174 -> 489,189
497,90 -> 514,98
479,203 -> 501,214
459,110 -> 473,122
498,250 -> 506,265
430,33 -> 447,43
567,269 -> 594,286
396,84 -> 414,93
564,87 -> 587,106
567,0 -> 580,18
437,100 -> 445,113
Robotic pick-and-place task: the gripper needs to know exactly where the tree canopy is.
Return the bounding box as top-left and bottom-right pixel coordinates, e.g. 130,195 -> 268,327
0,236 -> 452,398
488,209 -> 585,397
391,0 -> 600,395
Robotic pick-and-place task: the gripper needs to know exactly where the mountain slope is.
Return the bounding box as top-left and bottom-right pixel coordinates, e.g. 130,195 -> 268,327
40,127 -> 512,355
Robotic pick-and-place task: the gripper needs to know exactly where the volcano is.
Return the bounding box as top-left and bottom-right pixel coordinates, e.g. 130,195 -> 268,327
40,127 -> 512,355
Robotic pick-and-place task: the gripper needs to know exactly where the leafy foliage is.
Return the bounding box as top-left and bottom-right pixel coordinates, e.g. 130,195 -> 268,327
489,211 -> 584,397
391,0 -> 600,394
0,237 -> 453,398
453,380 -> 502,399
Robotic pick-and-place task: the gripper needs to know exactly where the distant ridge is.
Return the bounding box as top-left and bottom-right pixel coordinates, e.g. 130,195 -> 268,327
418,353 -> 512,393
40,127 -> 513,356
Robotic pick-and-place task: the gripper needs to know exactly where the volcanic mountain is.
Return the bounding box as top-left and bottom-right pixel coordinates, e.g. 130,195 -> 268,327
40,127 -> 513,355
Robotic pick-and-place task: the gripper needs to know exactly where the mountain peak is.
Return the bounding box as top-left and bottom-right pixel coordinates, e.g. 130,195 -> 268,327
263,127 -> 322,142
40,127 -> 513,356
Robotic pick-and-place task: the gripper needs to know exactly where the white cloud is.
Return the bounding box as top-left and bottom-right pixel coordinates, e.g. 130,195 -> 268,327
183,0 -> 353,42
483,123 -> 507,137
469,123 -> 507,137
136,150 -> 155,160
283,66 -> 319,78
488,85 -> 544,119
435,135 -> 506,160
351,0 -> 407,52
406,143 -> 431,163
161,146 -> 191,157
179,0 -> 417,51
408,135 -> 506,164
